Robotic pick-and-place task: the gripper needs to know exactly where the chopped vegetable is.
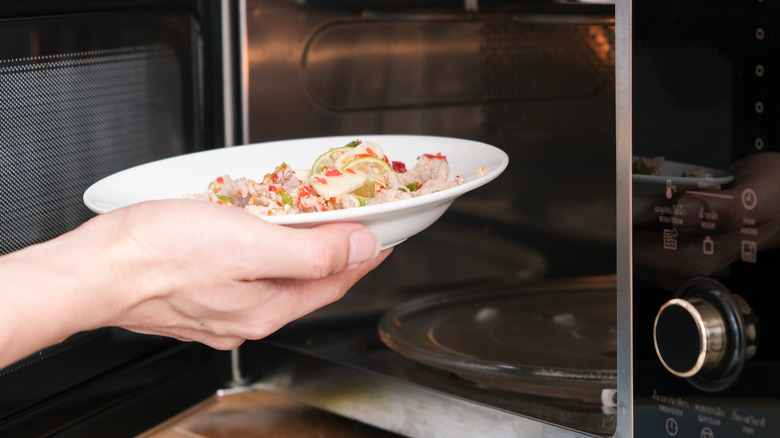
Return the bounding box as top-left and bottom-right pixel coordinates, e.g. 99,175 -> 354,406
392,161 -> 407,173
186,141 -> 468,216
324,167 -> 343,177
280,191 -> 293,206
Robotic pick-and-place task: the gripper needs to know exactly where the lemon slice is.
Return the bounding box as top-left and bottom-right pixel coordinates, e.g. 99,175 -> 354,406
311,145 -> 355,175
342,156 -> 394,177
351,178 -> 378,198
353,194 -> 373,206
335,141 -> 386,168
342,156 -> 394,199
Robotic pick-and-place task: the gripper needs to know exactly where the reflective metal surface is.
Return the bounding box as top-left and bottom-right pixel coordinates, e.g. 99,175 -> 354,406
240,1 -> 619,436
245,0 -> 617,274
143,391 -> 401,438
614,1 -> 632,437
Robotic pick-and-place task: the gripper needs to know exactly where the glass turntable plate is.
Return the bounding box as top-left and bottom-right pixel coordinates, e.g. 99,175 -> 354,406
378,278 -> 617,399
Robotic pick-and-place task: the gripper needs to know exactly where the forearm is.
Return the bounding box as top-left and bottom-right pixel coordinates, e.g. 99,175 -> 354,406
0,228 -> 125,369
0,199 -> 388,369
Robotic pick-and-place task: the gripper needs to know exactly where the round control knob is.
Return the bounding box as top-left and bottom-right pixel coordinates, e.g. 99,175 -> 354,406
653,277 -> 758,392
654,297 -> 726,377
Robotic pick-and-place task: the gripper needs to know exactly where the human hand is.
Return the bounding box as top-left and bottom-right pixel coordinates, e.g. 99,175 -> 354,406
634,152 -> 780,288
0,199 -> 390,367
98,199 -> 391,349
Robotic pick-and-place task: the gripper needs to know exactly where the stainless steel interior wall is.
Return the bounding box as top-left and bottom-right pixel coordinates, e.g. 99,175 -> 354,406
244,0 -> 617,277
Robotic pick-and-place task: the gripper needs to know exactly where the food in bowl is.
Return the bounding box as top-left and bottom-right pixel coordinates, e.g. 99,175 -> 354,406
632,156 -> 665,176
633,155 -> 713,178
185,139 -> 468,216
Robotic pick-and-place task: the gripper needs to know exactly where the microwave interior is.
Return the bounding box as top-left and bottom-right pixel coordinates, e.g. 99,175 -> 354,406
234,1 -> 619,437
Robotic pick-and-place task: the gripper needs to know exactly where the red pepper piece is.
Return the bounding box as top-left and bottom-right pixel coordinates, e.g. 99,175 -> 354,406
324,167 -> 342,177
392,161 -> 407,173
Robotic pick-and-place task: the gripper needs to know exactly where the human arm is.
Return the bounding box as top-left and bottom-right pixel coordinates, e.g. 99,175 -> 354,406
0,199 -> 390,369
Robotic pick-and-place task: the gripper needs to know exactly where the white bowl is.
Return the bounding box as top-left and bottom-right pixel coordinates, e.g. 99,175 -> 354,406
84,135 -> 509,248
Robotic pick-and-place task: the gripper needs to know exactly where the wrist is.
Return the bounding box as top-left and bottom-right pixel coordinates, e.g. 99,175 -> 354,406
0,222 -> 130,367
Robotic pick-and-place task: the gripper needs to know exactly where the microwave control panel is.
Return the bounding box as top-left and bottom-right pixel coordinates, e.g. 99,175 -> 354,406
631,0 -> 780,436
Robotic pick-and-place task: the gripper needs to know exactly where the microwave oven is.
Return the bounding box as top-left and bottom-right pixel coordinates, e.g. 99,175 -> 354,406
1,0 -> 778,437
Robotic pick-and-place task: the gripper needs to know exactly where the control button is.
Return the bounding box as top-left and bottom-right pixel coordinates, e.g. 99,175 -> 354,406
665,418 -> 679,436
742,188 -> 757,210
653,277 -> 758,391
741,240 -> 758,263
702,236 -> 714,255
654,297 -> 726,377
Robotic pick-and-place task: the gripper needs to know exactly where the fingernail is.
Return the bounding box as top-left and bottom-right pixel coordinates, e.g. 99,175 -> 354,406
348,229 -> 381,268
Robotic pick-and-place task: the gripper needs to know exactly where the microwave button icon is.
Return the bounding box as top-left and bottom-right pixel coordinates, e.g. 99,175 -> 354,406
663,229 -> 678,250
703,236 -> 714,255
741,240 -> 758,263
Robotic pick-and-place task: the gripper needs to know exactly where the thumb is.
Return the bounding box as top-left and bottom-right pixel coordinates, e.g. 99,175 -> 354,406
247,222 -> 382,280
